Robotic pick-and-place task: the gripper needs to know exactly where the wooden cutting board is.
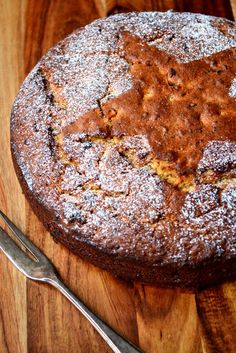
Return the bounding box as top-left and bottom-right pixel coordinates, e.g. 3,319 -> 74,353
0,1 -> 236,352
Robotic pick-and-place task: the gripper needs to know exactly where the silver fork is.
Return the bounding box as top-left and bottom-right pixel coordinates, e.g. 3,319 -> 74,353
0,210 -> 142,353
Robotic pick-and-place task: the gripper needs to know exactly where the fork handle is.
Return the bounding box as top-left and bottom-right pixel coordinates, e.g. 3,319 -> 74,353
47,276 -> 142,353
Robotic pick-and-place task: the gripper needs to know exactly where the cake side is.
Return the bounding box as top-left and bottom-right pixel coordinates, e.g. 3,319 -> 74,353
11,11 -> 236,288
10,146 -> 236,289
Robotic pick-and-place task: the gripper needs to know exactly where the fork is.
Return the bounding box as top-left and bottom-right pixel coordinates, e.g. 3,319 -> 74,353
0,210 -> 142,353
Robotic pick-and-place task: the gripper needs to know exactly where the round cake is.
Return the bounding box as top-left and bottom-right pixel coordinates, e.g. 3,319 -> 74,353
11,11 -> 236,289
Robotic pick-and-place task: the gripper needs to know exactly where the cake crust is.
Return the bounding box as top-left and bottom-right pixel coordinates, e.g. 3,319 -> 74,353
11,11 -> 236,289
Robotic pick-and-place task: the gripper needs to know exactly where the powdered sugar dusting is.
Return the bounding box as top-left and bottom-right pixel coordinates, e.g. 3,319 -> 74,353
180,183 -> 236,263
153,14 -> 236,62
11,12 -> 236,275
197,140 -> 236,173
59,147 -> 165,256
41,11 -> 236,126
229,78 -> 236,98
11,67 -> 60,210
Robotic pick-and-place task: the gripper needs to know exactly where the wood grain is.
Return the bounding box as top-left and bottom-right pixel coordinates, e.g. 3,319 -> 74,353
0,1 -> 27,353
102,0 -> 234,19
231,0 -> 236,19
0,1 -> 235,353
134,285 -> 201,353
196,283 -> 236,353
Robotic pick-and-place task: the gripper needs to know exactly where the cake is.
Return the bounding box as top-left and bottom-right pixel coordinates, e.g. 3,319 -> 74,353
11,11 -> 236,289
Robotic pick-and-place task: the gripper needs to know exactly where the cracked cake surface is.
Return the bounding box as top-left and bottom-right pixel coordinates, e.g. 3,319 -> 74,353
11,11 -> 236,288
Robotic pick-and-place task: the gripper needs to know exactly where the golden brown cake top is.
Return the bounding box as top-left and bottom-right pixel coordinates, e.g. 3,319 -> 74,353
11,12 -> 236,270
